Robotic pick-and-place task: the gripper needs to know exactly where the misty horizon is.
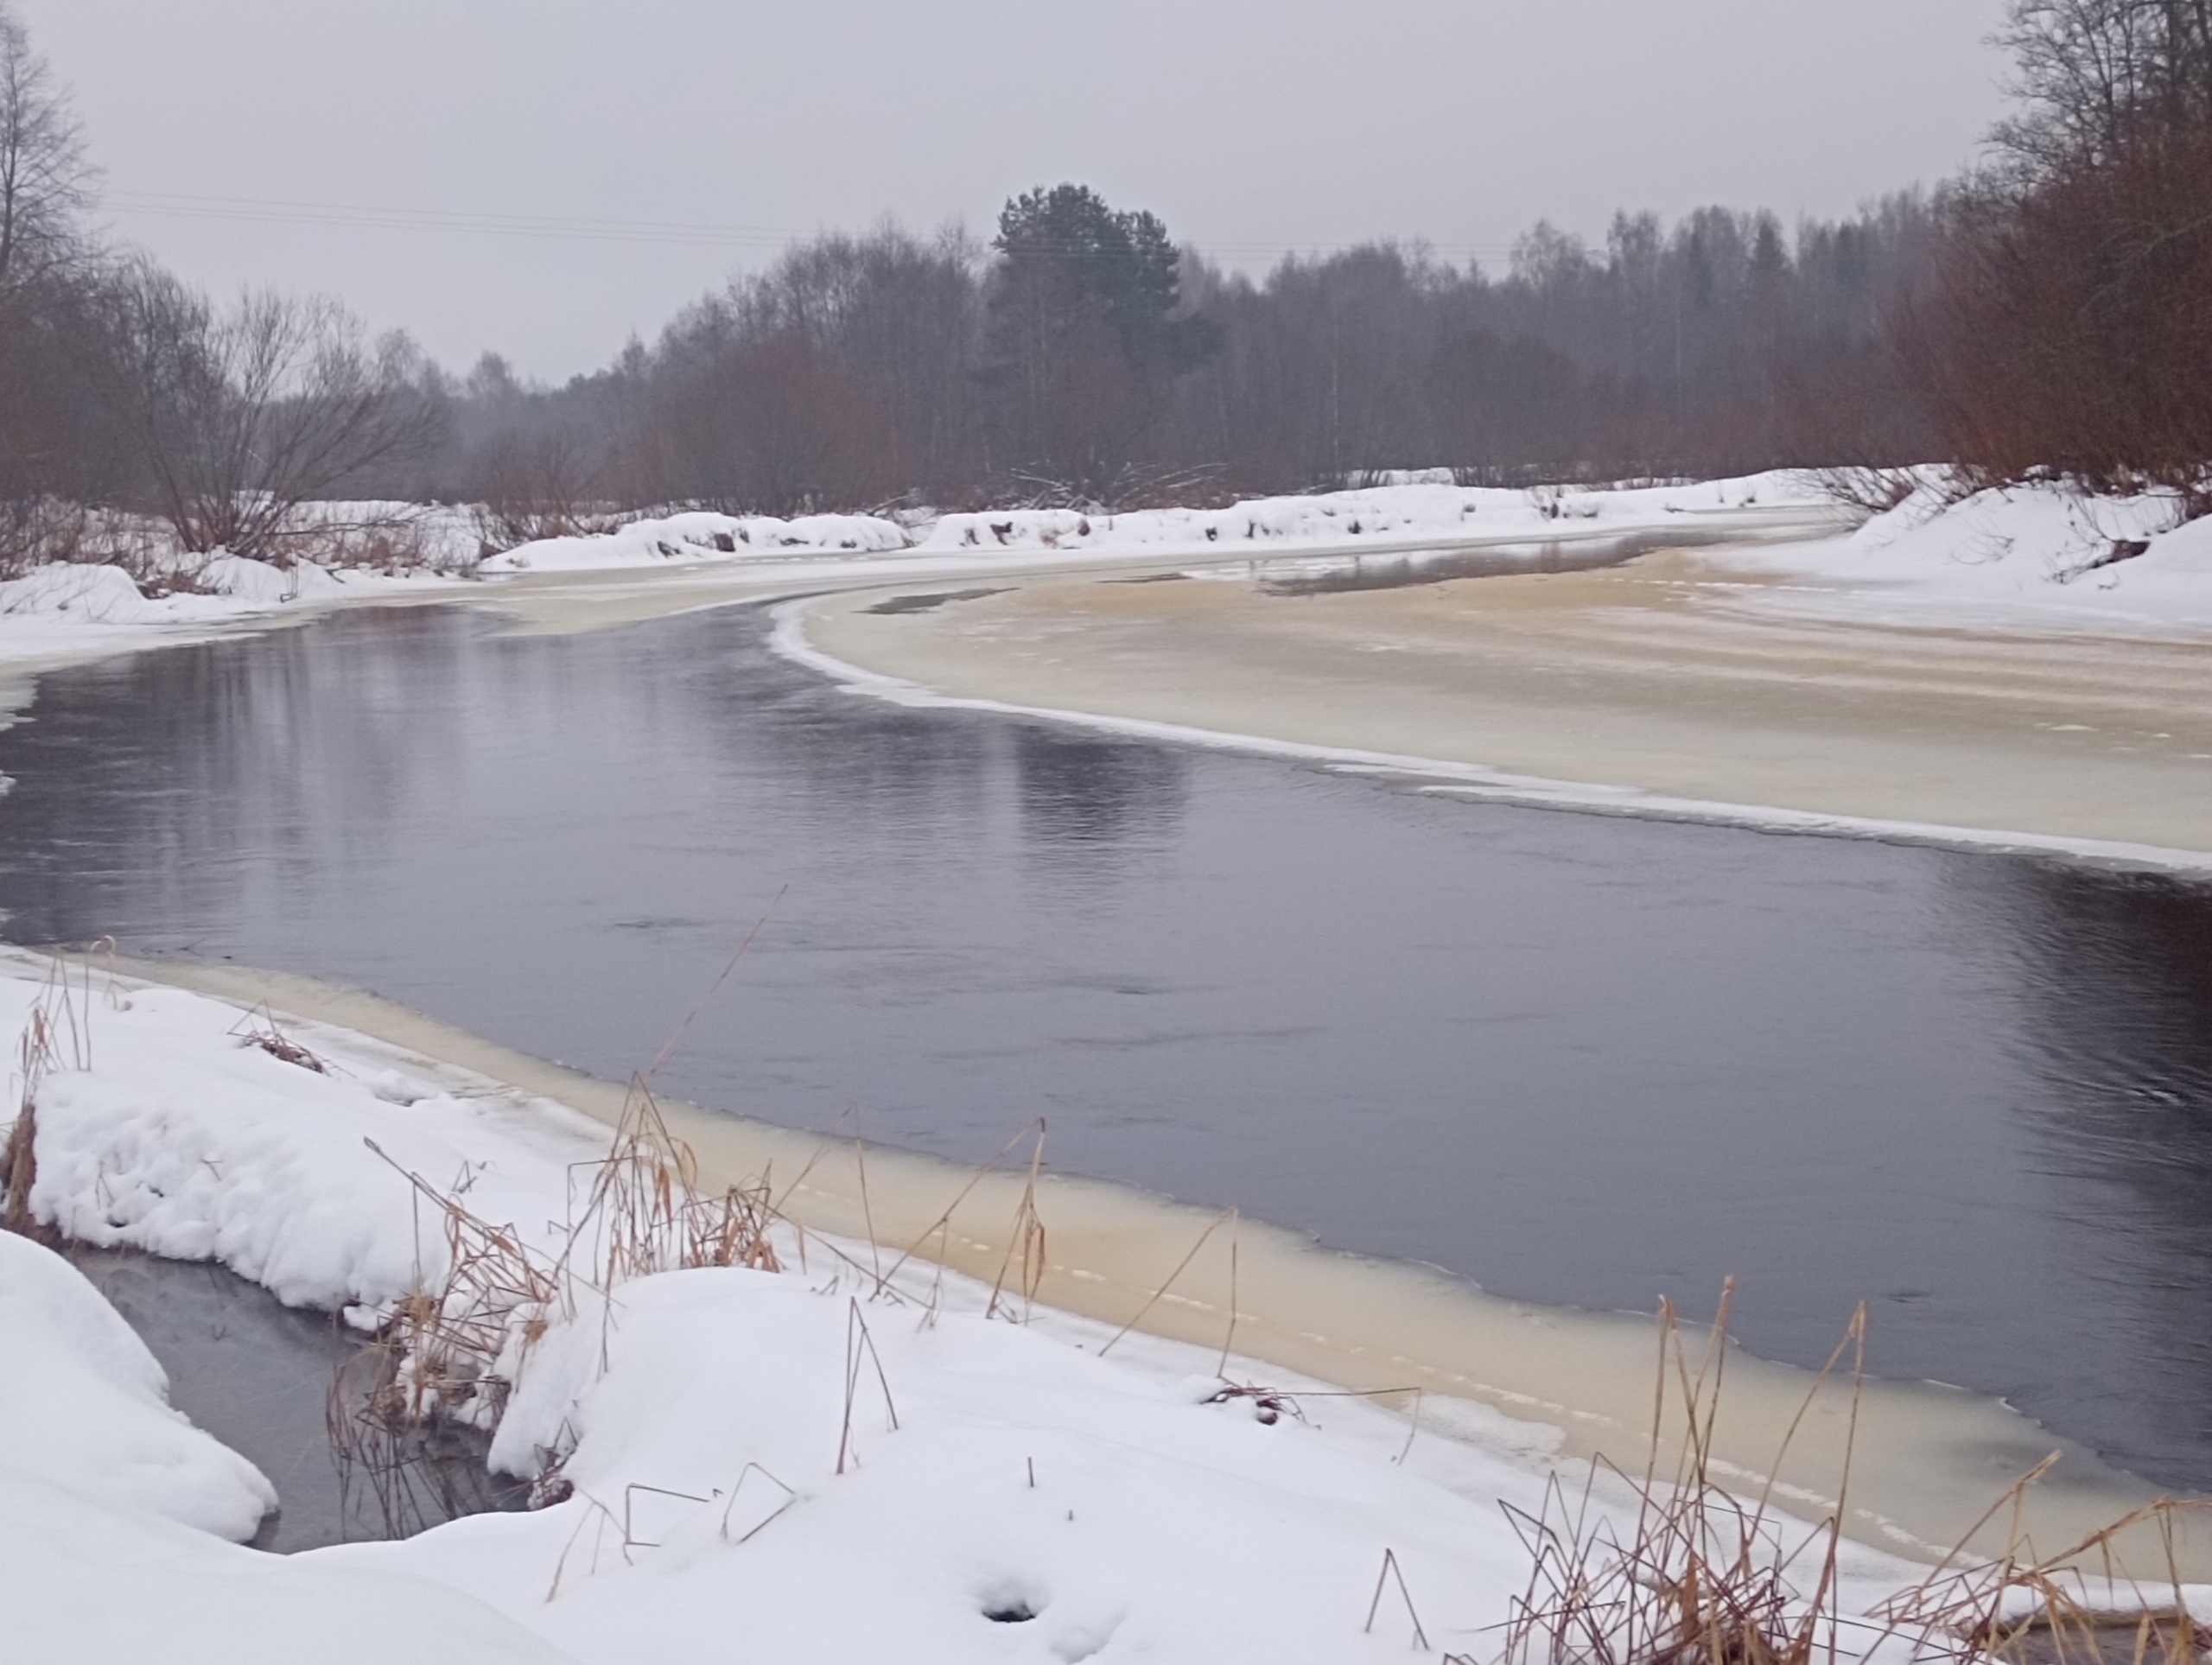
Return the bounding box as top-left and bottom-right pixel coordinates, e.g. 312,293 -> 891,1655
20,0 -> 2012,378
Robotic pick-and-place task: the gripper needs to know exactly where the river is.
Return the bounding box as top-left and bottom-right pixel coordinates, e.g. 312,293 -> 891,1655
0,599 -> 2205,1494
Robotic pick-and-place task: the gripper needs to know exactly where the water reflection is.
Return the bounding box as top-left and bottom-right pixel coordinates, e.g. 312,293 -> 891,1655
1941,860 -> 2212,1477
65,1246 -> 518,1551
0,604 -> 2209,1491
1014,728 -> 1187,850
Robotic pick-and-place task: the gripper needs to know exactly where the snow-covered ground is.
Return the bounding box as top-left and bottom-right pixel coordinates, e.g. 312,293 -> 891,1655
0,553 -> 469,683
0,950 -> 1967,1664
1712,478 -> 2212,632
480,473 -> 1831,575
10,475 -> 2209,690
0,476 -> 1827,690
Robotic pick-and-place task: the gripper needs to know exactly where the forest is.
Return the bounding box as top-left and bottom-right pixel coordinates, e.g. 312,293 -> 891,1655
0,0 -> 2206,568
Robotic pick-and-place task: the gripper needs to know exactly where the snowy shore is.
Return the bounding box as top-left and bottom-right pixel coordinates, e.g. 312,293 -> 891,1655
5,479 -> 2212,1655
7,476 -> 2206,698
0,950 -> 1952,1663
0,474 -> 1834,688
785,481 -> 2212,867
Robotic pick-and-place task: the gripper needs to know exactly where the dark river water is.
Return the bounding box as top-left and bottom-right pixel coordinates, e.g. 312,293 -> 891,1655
2,602 -> 2208,1492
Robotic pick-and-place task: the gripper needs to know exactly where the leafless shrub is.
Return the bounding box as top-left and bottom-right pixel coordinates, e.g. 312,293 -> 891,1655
467,427 -> 628,551
100,268 -> 447,561
1809,467 -> 1931,516
0,494 -> 84,574
1905,3 -> 2212,517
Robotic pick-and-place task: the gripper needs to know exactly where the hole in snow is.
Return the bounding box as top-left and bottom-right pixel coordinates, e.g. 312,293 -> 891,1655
979,1580 -> 1046,1624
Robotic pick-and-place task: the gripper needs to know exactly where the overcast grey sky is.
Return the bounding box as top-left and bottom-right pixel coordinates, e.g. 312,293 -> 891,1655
21,1 -> 2015,379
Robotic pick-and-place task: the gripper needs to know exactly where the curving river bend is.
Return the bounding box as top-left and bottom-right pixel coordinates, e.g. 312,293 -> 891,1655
0,600 -> 2206,1493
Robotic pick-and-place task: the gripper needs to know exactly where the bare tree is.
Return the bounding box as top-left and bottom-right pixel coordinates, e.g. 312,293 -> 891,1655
467,425 -> 618,549
0,3 -> 94,287
1994,0 -> 2212,174
105,267 -> 444,559
1905,1 -> 2212,512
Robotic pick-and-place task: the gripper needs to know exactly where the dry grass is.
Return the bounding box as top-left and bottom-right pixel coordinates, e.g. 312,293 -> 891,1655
1487,1285 -> 1870,1665
1471,1285 -> 2210,1665
337,1072 -> 788,1511
228,1004 -> 329,1073
1880,1481 -> 2209,1665
2,958 -> 99,1243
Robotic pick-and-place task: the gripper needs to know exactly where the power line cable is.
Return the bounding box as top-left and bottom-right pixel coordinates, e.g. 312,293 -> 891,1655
99,187 -> 1524,263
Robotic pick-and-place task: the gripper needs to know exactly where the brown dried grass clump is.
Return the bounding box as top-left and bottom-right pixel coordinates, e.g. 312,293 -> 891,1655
335,1071 -> 788,1525
1881,1478 -> 2209,1665
1478,1282 -> 2209,1665
1489,1285 -> 1867,1665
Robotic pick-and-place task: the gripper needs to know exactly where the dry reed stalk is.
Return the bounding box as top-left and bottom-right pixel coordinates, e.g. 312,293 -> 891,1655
1367,1547 -> 1433,1650
1881,1487 -> 2210,1665
1097,1205 -> 1239,1359
985,1122 -> 1049,1323
227,1004 -> 328,1073
836,1296 -> 899,1475
1497,1287 -> 1871,1665
3,963 -> 96,1242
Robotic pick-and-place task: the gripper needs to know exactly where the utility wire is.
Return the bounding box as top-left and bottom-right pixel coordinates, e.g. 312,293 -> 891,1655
100,187 -> 1523,263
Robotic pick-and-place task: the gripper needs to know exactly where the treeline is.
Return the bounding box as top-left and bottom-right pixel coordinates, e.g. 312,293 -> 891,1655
407,187 -> 1942,526
1915,0 -> 2212,512
1,0 -> 2206,572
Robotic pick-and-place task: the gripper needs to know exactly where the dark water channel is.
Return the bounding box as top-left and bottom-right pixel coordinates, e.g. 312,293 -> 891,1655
3,603 -> 2209,1493
64,1246 -> 518,1549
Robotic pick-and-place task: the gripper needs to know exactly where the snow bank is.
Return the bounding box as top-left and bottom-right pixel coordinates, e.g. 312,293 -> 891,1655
0,1468 -> 576,1665
475,473 -> 1834,575
9,975 -> 590,1312
1722,479 -> 2212,630
913,473 -> 1825,558
478,510 -> 910,573
0,952 -> 1949,1663
319,1262 -> 1621,1663
0,1231 -> 274,1539
0,552 -> 463,677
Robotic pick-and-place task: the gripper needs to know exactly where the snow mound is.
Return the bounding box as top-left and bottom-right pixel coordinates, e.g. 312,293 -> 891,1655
194,554 -> 351,603
480,473 -> 1831,575
479,511 -> 910,573
0,561 -> 165,624
15,979 -> 581,1312
911,473 -> 1821,557
0,1468 -> 576,1665
1847,480 -> 2198,586
1723,478 -> 2212,629
332,1264 -> 1568,1664
0,1231 -> 274,1539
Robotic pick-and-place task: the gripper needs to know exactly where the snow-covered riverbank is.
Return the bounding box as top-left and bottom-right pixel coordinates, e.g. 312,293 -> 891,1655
7,476 -> 2209,703
0,950 -> 1963,1662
